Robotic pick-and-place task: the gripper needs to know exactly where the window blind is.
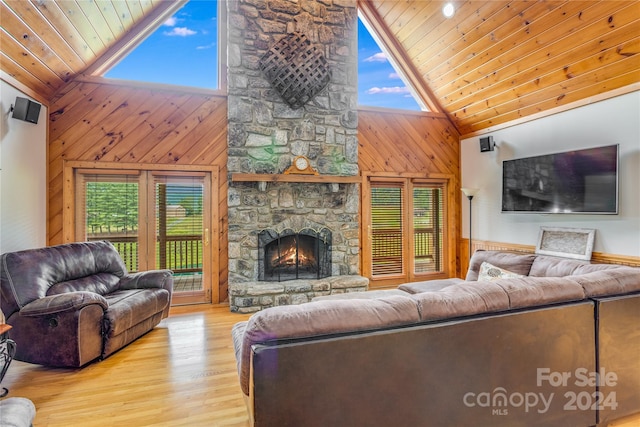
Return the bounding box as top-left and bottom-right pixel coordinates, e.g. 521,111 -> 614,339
370,182 -> 404,276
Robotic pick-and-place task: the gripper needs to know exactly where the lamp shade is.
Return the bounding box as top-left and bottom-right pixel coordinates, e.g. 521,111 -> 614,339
461,188 -> 479,198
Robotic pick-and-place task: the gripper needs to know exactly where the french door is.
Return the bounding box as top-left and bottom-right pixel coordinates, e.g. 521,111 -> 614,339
364,176 -> 450,287
74,169 -> 213,305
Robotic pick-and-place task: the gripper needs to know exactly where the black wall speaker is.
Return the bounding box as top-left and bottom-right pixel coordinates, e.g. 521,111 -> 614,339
479,135 -> 494,152
12,97 -> 41,124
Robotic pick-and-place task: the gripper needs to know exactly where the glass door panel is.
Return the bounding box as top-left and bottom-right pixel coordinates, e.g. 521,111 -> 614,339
76,172 -> 141,272
412,185 -> 444,274
76,169 -> 213,305
370,183 -> 404,277
151,173 -> 211,305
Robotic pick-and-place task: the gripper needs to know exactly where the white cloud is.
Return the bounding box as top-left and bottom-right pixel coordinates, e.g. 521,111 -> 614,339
164,17 -> 177,27
366,86 -> 410,95
196,42 -> 216,50
164,27 -> 197,37
364,52 -> 387,63
389,72 -> 400,79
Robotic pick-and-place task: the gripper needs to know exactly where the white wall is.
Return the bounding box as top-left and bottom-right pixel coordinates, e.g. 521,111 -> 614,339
461,91 -> 640,257
0,80 -> 47,253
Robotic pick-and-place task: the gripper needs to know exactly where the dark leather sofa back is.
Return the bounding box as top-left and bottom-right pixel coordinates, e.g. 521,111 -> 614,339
0,241 -> 126,317
249,302 -> 597,427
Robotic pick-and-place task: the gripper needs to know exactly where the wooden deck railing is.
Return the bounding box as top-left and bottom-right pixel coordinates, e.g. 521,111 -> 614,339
87,235 -> 202,274
371,228 -> 441,275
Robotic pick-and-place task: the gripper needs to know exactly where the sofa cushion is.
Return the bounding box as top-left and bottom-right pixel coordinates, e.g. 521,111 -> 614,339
493,276 -> 586,309
529,255 -> 589,277
47,272 -> 121,296
411,282 -> 510,321
312,289 -> 409,301
103,288 -> 170,336
478,262 -> 525,281
572,263 -> 629,275
569,267 -> 640,297
237,295 -> 421,395
466,251 -> 536,281
413,275 -> 587,322
398,278 -> 464,294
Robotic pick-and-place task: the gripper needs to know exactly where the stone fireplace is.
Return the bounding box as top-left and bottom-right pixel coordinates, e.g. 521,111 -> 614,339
258,219 -> 332,282
226,0 -> 363,312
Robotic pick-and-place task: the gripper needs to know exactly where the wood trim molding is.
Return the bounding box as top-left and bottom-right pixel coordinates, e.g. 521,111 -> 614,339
231,173 -> 362,184
357,105 -> 450,119
64,160 -> 219,173
591,252 -> 640,267
71,74 -> 227,97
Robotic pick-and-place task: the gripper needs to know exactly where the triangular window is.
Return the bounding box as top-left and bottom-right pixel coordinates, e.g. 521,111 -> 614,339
358,16 -> 424,111
104,1 -> 219,90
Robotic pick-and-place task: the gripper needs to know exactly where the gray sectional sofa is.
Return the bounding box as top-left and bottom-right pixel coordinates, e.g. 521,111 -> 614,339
232,250 -> 640,427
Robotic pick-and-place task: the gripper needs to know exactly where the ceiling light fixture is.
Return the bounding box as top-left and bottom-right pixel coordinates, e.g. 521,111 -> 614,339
442,2 -> 455,18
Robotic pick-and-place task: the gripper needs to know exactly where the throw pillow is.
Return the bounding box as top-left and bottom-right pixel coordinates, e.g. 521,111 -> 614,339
478,261 -> 526,281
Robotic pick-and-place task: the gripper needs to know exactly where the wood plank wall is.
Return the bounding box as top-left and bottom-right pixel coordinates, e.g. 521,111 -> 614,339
358,109 -> 459,175
358,109 -> 463,279
47,79 -> 230,301
45,80 -> 635,300
46,82 -> 463,301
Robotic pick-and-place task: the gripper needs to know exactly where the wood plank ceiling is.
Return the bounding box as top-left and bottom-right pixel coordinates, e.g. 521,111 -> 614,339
361,0 -> 640,135
0,0 -> 182,99
1,0 -> 639,135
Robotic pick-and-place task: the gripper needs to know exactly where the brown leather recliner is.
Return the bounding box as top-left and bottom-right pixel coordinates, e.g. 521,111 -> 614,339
0,241 -> 173,367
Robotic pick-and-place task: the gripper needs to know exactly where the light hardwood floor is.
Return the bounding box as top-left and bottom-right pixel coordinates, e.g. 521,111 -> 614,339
2,304 -> 639,427
2,305 -> 252,426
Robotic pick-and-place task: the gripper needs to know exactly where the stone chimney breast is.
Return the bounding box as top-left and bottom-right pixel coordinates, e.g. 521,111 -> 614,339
227,0 -> 359,288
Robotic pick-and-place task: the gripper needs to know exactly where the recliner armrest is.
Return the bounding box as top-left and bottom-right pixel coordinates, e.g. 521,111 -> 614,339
118,270 -> 173,291
20,292 -> 108,317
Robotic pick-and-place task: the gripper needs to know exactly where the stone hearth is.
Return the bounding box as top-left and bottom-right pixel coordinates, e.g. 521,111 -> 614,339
230,275 -> 368,313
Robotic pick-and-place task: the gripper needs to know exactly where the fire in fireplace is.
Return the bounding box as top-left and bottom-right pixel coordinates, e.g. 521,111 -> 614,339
258,228 -> 331,282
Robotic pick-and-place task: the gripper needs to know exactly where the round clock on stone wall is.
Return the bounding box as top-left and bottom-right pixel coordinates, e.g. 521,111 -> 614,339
285,155 -> 318,175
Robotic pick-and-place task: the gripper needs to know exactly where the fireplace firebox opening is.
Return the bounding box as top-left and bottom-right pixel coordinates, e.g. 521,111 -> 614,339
259,228 -> 332,282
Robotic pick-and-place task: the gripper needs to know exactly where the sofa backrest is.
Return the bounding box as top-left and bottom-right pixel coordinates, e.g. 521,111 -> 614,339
465,250 -> 536,281
469,251 -> 639,299
236,295 -> 421,395
0,241 -> 126,317
569,267 -> 640,297
528,255 -> 591,277
412,275 -> 587,321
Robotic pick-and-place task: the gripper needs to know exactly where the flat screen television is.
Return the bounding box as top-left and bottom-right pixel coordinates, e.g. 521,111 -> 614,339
502,144 -> 619,214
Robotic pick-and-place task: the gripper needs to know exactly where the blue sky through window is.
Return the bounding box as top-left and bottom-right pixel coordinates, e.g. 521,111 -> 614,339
357,17 -> 422,111
105,1 -> 218,88
105,1 -> 422,111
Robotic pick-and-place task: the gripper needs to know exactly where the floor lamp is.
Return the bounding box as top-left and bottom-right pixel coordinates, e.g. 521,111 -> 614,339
461,188 -> 479,259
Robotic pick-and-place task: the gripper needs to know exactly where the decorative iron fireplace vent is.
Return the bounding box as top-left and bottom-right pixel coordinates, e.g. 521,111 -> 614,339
258,227 -> 332,282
